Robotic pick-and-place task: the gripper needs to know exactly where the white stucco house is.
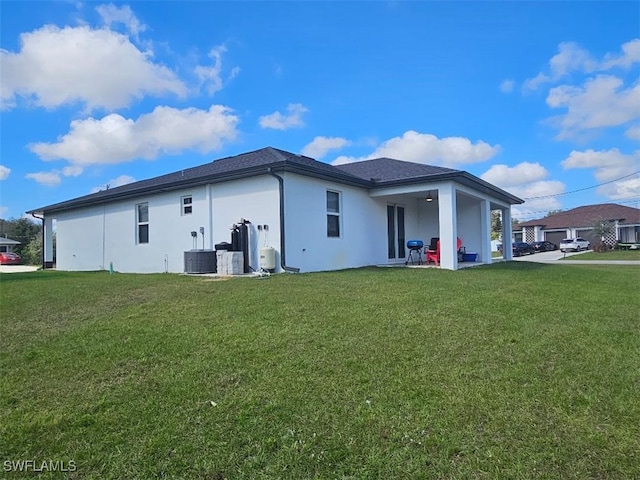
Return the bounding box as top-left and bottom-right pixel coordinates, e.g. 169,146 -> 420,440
27,147 -> 522,273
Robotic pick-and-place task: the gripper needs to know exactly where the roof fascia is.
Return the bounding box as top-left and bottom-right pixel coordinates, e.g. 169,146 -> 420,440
372,171 -> 523,205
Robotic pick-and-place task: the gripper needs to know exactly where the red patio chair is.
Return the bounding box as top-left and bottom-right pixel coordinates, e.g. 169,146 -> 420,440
425,241 -> 440,265
425,238 -> 463,266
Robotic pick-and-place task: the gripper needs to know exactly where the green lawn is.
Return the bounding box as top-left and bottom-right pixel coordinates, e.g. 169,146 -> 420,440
1,264 -> 639,479
562,249 -> 640,261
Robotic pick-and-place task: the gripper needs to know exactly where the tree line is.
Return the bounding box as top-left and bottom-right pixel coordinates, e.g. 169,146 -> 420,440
0,217 -> 50,265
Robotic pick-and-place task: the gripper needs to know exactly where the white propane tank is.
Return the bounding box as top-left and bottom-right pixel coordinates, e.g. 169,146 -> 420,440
259,247 -> 276,270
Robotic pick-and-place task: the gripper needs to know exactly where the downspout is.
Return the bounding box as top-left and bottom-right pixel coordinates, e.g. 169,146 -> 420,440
30,213 -> 45,269
267,168 -> 300,273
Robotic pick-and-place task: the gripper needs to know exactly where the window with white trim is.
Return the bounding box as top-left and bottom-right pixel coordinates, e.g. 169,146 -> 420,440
136,203 -> 149,244
326,190 -> 341,238
181,195 -> 193,215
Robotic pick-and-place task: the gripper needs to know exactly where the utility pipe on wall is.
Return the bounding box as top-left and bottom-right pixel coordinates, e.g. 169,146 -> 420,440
267,168 -> 300,273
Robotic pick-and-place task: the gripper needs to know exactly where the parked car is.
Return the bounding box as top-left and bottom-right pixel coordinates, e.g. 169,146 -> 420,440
0,252 -> 21,265
531,241 -> 557,252
512,242 -> 535,256
559,237 -> 591,252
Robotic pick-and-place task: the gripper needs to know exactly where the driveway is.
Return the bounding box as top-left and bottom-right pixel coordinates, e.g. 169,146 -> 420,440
0,265 -> 39,273
512,250 -> 640,265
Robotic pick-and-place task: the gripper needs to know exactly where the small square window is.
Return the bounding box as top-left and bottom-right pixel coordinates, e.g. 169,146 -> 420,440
182,196 -> 193,215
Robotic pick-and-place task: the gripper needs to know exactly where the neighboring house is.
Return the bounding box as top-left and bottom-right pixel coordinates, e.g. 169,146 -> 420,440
27,147 -> 522,273
514,203 -> 640,247
0,237 -> 20,253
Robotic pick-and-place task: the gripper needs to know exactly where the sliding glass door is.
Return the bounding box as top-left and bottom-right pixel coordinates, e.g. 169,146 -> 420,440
387,205 -> 405,260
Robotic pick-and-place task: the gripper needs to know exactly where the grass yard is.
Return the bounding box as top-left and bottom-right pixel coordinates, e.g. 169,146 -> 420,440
1,263 -> 639,479
562,249 -> 640,261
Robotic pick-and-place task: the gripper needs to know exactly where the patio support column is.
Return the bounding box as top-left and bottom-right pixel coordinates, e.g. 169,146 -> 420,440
502,208 -> 513,260
44,216 -> 54,268
480,200 -> 491,264
438,183 -> 458,270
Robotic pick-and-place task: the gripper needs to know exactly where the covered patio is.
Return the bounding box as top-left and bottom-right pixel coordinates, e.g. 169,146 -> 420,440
372,178 -> 518,270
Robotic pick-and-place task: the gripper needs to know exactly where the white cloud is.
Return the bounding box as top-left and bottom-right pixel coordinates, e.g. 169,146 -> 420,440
625,124 -> 640,140
549,42 -> 597,78
0,165 -> 10,180
561,148 -> 640,200
0,206 -> 8,217
601,39 -> 640,70
561,148 -> 639,182
499,79 -> 515,93
511,180 -> 566,219
259,103 -> 308,130
480,162 -> 548,188
1,24 -> 187,111
29,105 -> 239,165
481,162 -> 565,219
546,75 -> 640,139
96,4 -> 146,40
523,39 -> 639,93
229,66 -> 241,80
194,45 -> 229,95
62,165 -> 83,177
333,130 -> 500,167
25,171 -> 62,186
524,41 -> 597,91
522,72 -> 551,92
90,174 -> 136,193
603,176 -> 640,200
301,136 -> 351,158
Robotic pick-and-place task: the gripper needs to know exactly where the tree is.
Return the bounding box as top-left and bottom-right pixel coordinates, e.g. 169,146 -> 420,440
490,211 -> 502,240
592,219 -> 614,252
546,209 -> 563,217
0,217 -> 41,256
18,231 -> 56,266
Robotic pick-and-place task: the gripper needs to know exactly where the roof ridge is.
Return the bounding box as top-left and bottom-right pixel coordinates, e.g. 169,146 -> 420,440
264,146 -> 291,162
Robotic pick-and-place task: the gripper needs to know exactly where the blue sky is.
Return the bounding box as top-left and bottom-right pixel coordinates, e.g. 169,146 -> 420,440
1,1 -> 639,221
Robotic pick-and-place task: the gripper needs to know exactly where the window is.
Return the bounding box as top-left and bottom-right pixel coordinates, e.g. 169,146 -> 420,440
326,190 -> 341,237
136,203 -> 149,244
181,195 -> 193,215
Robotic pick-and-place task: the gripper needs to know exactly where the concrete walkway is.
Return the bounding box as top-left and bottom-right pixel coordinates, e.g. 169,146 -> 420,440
511,250 -> 640,266
0,265 -> 39,274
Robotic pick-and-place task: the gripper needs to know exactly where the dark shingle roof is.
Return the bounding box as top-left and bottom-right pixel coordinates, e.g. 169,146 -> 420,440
28,147 -> 368,214
28,147 -> 523,215
517,203 -> 640,229
337,157 -> 522,203
335,157 -> 460,181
